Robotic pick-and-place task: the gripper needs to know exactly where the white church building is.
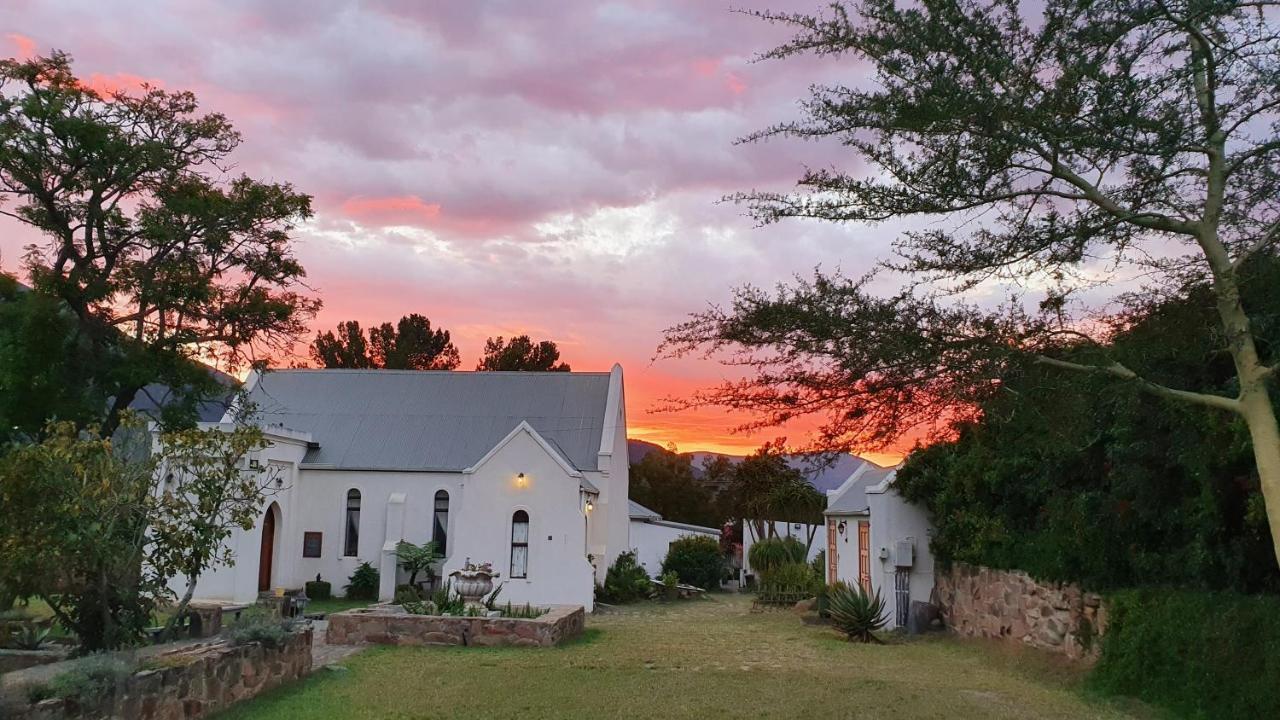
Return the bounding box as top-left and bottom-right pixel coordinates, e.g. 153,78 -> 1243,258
168,365 -> 632,612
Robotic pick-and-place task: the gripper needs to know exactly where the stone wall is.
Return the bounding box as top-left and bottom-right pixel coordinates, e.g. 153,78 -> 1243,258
327,604 -> 584,648
934,563 -> 1106,662
0,649 -> 69,677
4,629 -> 311,719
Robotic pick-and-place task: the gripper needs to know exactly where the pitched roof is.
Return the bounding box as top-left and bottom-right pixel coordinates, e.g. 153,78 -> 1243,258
241,368 -> 613,472
825,465 -> 898,515
629,500 -> 661,520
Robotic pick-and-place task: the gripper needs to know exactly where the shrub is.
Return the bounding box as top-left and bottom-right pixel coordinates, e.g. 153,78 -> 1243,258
344,562 -> 380,600
748,536 -> 807,574
401,600 -> 437,616
827,582 -> 887,643
1090,589 -> 1280,720
10,621 -> 50,650
661,535 -> 725,590
393,585 -> 421,605
810,550 -> 826,583
304,579 -> 331,601
597,551 -> 651,603
431,579 -> 466,615
31,653 -> 135,703
760,561 -> 819,595
227,608 -> 297,649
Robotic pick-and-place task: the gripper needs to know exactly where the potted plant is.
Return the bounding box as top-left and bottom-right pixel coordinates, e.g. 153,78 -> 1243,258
661,571 -> 680,601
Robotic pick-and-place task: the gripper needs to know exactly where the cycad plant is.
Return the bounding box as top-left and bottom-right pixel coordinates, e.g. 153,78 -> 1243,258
827,581 -> 887,643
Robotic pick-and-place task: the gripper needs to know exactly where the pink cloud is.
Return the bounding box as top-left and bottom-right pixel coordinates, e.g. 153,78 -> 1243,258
339,195 -> 442,225
6,33 -> 36,59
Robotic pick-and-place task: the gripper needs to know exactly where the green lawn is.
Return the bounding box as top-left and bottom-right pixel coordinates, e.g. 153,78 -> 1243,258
222,594 -> 1149,720
302,597 -> 375,616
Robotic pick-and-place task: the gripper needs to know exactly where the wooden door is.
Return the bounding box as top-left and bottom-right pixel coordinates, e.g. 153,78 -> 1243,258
826,519 -> 838,585
258,506 -> 276,593
857,521 -> 871,592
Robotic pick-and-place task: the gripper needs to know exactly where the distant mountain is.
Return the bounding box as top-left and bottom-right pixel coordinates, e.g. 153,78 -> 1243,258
626,439 -> 890,494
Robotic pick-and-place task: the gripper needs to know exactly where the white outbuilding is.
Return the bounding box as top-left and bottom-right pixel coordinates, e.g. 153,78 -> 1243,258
823,464 -> 935,629
165,365 -> 632,611
627,501 -> 721,577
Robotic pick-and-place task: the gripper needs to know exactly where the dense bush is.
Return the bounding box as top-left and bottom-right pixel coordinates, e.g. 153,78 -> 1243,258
748,536 -> 807,575
827,582 -> 887,643
304,579 -> 331,601
27,653 -> 136,704
895,265 -> 1280,593
227,608 -> 297,649
1091,589 -> 1280,720
343,562 -> 380,600
596,551 -> 651,603
759,561 -> 819,596
660,535 -> 724,590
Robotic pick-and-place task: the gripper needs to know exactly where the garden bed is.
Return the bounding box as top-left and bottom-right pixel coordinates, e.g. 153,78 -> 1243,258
326,604 -> 584,648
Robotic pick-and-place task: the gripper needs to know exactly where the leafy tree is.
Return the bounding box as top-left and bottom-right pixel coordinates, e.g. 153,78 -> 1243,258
0,53 -> 318,437
310,314 -> 460,370
629,445 -> 720,527
310,321 -> 373,369
662,1 -> 1280,567
476,335 -> 570,371
150,415 -> 277,639
718,442 -> 821,547
0,419 -> 159,651
0,273 -> 102,443
371,314 -> 461,370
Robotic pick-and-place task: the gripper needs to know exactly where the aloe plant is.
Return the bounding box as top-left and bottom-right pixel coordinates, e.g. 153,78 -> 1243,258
11,621 -> 52,650
827,582 -> 887,643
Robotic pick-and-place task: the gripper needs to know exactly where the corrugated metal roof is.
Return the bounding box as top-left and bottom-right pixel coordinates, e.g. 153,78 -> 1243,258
244,369 -> 612,472
629,500 -> 661,520
825,466 -> 897,514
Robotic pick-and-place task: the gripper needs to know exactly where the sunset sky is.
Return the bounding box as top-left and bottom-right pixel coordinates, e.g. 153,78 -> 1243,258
0,1 -> 909,464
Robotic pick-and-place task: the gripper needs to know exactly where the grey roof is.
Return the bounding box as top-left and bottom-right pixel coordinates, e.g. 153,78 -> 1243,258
825,466 -> 897,515
244,369 -> 612,472
629,500 -> 661,520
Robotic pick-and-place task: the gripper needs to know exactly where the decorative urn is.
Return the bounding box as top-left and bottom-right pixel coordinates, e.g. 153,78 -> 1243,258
450,559 -> 500,607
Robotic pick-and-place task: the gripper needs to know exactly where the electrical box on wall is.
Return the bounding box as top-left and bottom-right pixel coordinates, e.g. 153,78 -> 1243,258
894,539 -> 914,568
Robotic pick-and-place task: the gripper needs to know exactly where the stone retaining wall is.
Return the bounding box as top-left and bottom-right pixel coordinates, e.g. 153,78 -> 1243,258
4,629 -> 311,719
934,563 -> 1106,662
0,649 -> 69,677
327,604 -> 584,648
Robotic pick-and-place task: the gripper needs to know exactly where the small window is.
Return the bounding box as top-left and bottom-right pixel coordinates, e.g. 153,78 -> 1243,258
433,490 -> 449,556
303,532 -> 323,558
510,510 -> 530,579
344,489 -> 361,557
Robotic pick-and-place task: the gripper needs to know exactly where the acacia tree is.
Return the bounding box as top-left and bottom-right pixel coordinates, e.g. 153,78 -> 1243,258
661,0 -> 1280,566
476,335 -> 571,371
0,53 -> 318,436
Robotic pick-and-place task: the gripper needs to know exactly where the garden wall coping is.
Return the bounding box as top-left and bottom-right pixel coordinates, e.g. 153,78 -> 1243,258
326,604 -> 584,648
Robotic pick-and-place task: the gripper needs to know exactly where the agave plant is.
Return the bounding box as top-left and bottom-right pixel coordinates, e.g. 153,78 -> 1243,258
827,581 -> 888,643
11,621 -> 52,650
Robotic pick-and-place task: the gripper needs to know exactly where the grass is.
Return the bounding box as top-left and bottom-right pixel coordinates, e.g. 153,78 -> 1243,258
303,597 -> 375,616
222,594 -> 1150,720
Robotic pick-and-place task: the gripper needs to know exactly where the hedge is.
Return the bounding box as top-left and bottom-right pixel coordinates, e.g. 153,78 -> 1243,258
1090,589 -> 1280,719
660,535 -> 724,590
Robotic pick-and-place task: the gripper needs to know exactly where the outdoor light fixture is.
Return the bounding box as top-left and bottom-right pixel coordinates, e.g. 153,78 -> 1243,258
516,472 -> 527,487
585,498 -> 594,512
837,521 -> 847,535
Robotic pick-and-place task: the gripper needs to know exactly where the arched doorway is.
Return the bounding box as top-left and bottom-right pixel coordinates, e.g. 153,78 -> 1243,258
258,503 -> 281,593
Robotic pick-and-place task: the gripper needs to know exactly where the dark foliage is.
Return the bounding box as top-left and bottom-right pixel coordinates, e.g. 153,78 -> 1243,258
596,551 -> 651,604
896,264 -> 1280,593
1091,589 -> 1280,719
343,562 -> 380,601
303,580 -> 331,601
311,314 -> 460,370
748,537 -> 807,575
629,447 -> 720,528
660,536 -> 725,590
475,335 -> 570,371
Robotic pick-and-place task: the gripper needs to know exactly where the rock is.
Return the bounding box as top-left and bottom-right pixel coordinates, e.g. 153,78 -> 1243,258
792,598 -> 817,614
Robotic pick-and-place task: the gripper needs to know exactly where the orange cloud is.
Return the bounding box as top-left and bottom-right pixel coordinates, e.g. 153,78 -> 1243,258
340,195 -> 442,224
6,33 -> 36,59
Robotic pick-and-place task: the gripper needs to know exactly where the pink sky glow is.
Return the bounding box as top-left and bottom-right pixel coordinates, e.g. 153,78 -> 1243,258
0,1 -> 908,463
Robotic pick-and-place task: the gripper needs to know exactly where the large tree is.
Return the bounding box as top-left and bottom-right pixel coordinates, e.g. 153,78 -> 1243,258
0,53 -> 318,436
629,445 -> 720,527
476,335 -> 571,371
661,0 -> 1280,566
310,314 -> 460,370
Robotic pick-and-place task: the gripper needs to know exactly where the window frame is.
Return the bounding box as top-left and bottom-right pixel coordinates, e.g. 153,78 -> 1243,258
432,489 -> 450,556
343,489 -> 361,557
510,509 -> 530,579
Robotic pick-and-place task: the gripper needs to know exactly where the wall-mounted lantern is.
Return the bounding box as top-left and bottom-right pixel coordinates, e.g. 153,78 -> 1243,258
515,472 -> 528,488
584,498 -> 594,513
837,521 -> 847,535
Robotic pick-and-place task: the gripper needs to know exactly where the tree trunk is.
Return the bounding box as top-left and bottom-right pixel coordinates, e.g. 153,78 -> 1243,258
1239,386 -> 1280,568
164,574 -> 200,641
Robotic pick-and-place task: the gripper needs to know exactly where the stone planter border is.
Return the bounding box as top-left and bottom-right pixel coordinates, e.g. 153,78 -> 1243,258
326,604 -> 584,648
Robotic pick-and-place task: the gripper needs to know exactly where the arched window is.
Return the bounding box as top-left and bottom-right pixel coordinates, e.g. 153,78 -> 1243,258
344,489 -> 361,557
510,510 -> 530,579
432,490 -> 449,556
